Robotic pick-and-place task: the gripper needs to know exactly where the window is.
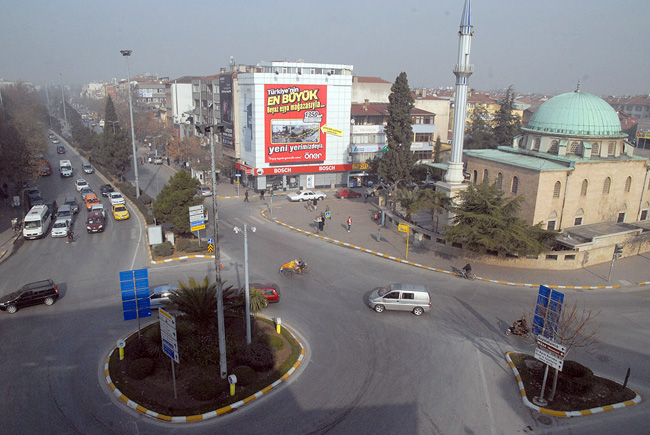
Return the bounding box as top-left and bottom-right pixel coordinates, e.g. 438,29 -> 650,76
473,170 -> 478,185
553,181 -> 561,198
569,141 -> 580,153
574,217 -> 583,226
617,212 -> 625,223
603,177 -> 611,194
581,179 -> 588,196
641,210 -> 648,221
533,137 -> 541,151
548,140 -> 559,154
483,169 -> 489,183
593,143 -> 600,155
625,176 -> 632,193
401,292 -> 414,300
497,173 -> 503,190
385,292 -> 399,299
547,220 -> 556,231
608,142 -> 615,155
511,176 -> 518,194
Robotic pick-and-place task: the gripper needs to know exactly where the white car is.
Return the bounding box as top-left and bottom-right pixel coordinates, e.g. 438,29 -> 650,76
51,218 -> 70,238
75,179 -> 89,192
108,192 -> 125,206
287,190 -> 326,202
82,163 -> 94,174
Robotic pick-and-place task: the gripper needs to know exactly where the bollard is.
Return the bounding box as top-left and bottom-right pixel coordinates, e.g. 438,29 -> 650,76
228,374 -> 237,396
276,317 -> 282,334
117,339 -> 126,361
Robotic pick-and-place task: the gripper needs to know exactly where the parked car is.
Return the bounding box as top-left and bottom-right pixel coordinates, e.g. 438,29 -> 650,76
86,210 -> 105,233
198,185 -> 213,197
112,204 -> 130,220
100,184 -> 115,197
108,192 -> 125,206
82,162 -> 94,174
0,279 -> 59,314
335,188 -> 361,199
365,183 -> 390,197
250,283 -> 281,304
75,178 -> 89,192
39,161 -> 53,176
153,156 -> 164,165
287,190 -> 326,202
51,218 -> 70,238
64,196 -> 80,214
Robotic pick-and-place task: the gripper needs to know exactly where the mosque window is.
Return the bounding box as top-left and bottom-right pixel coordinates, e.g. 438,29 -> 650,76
569,141 -> 580,154
512,176 -> 519,194
603,177 -> 611,195
574,208 -> 584,226
581,179 -> 588,196
641,202 -> 649,221
548,140 -> 559,154
553,181 -> 561,198
625,176 -> 632,193
533,137 -> 541,151
483,169 -> 489,183
497,173 -> 503,190
592,142 -> 600,155
608,142 -> 615,155
473,170 -> 478,185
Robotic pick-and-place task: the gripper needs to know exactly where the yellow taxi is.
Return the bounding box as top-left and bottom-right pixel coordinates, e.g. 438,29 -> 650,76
112,204 -> 130,220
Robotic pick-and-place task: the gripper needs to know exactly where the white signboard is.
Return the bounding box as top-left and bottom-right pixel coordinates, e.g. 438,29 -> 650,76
534,347 -> 564,371
159,308 -> 179,363
536,335 -> 567,358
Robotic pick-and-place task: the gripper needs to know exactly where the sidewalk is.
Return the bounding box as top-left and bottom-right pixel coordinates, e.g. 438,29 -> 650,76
215,183 -> 650,290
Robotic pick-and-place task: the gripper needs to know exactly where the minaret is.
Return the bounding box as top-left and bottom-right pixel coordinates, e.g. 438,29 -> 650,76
445,0 -> 473,184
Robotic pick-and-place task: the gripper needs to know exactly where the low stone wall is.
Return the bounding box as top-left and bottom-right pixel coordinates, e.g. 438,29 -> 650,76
381,209 -> 650,270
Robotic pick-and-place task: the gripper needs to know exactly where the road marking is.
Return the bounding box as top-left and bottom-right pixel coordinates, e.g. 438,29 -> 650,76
476,348 -> 497,435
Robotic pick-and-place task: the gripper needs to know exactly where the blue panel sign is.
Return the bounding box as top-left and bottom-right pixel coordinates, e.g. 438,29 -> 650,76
120,269 -> 152,320
532,285 -> 564,339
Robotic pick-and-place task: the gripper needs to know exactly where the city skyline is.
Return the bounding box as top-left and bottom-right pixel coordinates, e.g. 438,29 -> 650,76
1,0 -> 648,96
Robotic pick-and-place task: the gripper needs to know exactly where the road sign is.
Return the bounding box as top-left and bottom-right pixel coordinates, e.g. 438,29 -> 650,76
398,223 -> 410,233
190,221 -> 206,231
532,286 -> 564,339
120,269 -> 151,321
159,308 -> 179,363
534,347 -> 564,371
536,335 -> 567,358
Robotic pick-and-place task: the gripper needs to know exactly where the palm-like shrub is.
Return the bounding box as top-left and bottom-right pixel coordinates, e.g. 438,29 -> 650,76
168,277 -> 218,326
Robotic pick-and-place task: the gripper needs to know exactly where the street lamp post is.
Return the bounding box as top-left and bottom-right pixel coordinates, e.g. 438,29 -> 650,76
234,222 -> 255,345
60,73 -> 68,129
197,123 -> 228,378
120,49 -> 141,198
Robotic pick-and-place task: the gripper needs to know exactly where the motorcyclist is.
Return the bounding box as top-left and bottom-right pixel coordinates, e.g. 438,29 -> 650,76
462,263 -> 472,277
297,259 -> 306,273
513,316 -> 528,335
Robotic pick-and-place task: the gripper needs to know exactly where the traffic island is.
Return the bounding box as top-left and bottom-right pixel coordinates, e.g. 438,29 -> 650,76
105,316 -> 305,421
505,352 -> 640,417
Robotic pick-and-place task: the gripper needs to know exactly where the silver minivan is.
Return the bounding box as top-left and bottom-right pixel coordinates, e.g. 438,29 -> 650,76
369,283 -> 431,316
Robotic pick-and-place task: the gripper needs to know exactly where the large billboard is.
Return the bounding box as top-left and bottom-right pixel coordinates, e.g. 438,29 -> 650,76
265,84 -> 327,164
219,74 -> 234,151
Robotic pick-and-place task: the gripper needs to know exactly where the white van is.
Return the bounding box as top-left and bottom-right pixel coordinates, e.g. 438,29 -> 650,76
368,283 -> 432,316
59,160 -> 73,178
23,205 -> 52,239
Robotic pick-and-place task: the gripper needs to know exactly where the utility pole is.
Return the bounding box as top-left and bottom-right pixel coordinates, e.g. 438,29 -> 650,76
120,50 -> 141,198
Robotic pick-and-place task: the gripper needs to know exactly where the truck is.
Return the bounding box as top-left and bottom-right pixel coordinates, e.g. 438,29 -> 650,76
59,160 -> 73,178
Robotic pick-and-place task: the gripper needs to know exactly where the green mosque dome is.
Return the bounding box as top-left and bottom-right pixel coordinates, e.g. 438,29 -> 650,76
522,90 -> 625,138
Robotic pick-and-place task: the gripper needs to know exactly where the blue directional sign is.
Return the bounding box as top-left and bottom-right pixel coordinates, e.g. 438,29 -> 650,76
120,268 -> 152,321
532,285 -> 564,339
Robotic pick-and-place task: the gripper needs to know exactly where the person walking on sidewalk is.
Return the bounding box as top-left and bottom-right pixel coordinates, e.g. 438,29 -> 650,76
260,190 -> 265,201
346,216 -> 352,232
244,190 -> 249,202
375,228 -> 382,242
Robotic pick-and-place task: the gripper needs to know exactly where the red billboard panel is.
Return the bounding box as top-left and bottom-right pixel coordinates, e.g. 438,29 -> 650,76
265,84 -> 327,164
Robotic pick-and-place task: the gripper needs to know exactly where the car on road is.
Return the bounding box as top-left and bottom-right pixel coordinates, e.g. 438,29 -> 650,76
150,285 -> 177,310
26,187 -> 44,207
84,193 -> 100,211
82,162 -> 94,174
198,185 -> 213,197
368,283 -> 431,316
75,179 -> 89,192
86,210 -> 105,233
108,192 -> 125,206
56,145 -> 65,154
64,196 -> 79,214
51,218 -> 70,238
55,204 -> 74,225
100,184 -> 115,197
287,190 -> 326,202
335,188 -> 361,199
153,156 -> 164,165
91,203 -> 107,218
79,187 -> 93,200
0,279 -> 59,314
39,161 -> 53,176
250,283 -> 281,304
112,204 -> 129,220
48,133 -> 56,139
52,138 -> 60,144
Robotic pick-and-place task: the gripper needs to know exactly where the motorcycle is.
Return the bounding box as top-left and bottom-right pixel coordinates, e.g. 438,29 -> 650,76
506,322 -> 530,337
459,270 -> 476,280
279,261 -> 308,277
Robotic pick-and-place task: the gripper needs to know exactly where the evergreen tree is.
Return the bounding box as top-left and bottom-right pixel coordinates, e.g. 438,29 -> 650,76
493,85 -> 521,147
433,136 -> 443,163
444,183 -> 556,255
464,103 -> 497,149
97,96 -> 131,179
377,72 -> 416,184
152,170 -> 202,235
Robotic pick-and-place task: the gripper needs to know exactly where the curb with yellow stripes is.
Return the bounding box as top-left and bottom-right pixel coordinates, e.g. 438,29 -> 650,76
504,351 -> 641,417
104,318 -> 306,422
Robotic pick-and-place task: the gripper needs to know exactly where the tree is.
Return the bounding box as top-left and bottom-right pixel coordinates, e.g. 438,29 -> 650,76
412,188 -> 451,233
395,187 -> 422,222
444,182 -> 556,256
152,170 -> 202,235
433,136 -> 443,163
464,103 -> 497,149
168,277 -> 218,327
493,86 -> 522,147
377,72 -> 417,185
96,96 -> 132,179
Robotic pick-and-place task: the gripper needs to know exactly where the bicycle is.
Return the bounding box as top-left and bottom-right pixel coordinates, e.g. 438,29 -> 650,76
66,230 -> 75,243
459,270 -> 476,280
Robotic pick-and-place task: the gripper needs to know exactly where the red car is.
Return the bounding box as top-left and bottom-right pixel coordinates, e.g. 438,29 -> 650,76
335,188 -> 362,199
250,283 -> 281,304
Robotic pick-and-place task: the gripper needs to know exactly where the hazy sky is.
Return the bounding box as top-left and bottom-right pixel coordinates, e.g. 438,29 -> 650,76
2,0 -> 648,96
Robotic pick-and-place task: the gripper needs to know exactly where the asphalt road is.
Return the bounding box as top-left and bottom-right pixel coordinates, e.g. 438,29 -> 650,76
0,140 -> 648,434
